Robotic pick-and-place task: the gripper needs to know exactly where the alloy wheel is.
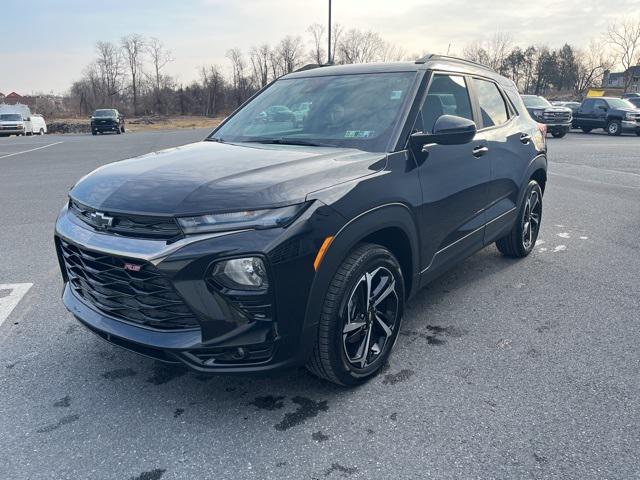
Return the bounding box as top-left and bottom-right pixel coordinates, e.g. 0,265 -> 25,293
342,266 -> 399,369
522,189 -> 541,250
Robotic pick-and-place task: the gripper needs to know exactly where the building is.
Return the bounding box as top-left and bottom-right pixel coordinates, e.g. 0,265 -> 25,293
603,66 -> 640,92
0,92 -> 4,102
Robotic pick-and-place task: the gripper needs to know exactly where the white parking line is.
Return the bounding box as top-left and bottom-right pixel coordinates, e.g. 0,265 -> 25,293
0,141 -> 63,159
0,283 -> 33,328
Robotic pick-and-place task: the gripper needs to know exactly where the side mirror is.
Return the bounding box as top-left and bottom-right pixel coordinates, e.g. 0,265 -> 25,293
410,115 -> 477,151
597,105 -> 608,111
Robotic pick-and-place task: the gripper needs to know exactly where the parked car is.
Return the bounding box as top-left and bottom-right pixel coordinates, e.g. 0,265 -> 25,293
0,104 -> 43,136
30,114 -> 47,135
621,93 -> 640,99
563,102 -> 582,116
572,97 -> 640,136
522,95 -> 573,138
55,55 -> 547,386
90,109 -> 125,135
627,97 -> 640,109
0,113 -> 27,136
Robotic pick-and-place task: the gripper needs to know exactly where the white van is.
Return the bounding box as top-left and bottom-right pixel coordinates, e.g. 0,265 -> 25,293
0,104 -> 47,136
30,114 -> 47,135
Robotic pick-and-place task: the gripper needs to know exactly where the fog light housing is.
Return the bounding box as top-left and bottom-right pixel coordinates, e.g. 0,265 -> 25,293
212,257 -> 269,291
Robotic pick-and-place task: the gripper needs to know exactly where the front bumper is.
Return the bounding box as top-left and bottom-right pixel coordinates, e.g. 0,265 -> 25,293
0,126 -> 25,134
621,120 -> 640,132
55,203 -> 339,373
91,122 -> 120,132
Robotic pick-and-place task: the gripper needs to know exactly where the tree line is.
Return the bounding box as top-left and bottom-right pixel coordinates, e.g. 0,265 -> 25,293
64,16 -> 640,118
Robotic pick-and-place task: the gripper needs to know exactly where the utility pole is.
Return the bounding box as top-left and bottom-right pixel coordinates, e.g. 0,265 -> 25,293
327,0 -> 332,64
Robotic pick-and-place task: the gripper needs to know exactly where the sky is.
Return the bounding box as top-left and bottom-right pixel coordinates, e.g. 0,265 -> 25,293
1,0 -> 637,95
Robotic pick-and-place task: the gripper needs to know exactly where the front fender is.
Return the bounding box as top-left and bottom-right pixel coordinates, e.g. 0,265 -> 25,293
300,203 -> 420,354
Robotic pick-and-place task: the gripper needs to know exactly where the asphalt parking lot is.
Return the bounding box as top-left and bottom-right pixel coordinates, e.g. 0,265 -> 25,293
1,129 -> 639,480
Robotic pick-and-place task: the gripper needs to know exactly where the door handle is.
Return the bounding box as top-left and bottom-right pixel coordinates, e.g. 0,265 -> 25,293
520,133 -> 532,144
472,145 -> 489,158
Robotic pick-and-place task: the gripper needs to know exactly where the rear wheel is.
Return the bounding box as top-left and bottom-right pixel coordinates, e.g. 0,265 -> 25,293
39,128 -> 45,135
496,181 -> 542,258
607,120 -> 622,136
306,243 -> 405,386
581,127 -> 592,133
551,130 -> 566,138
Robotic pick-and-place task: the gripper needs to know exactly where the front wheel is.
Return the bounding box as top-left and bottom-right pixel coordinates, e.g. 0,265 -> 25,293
607,120 -> 622,136
496,180 -> 542,258
581,127 -> 592,133
306,243 -> 405,386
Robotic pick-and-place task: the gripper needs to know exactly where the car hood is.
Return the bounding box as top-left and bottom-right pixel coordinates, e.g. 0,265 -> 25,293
615,107 -> 640,114
69,140 -> 385,215
526,106 -> 571,113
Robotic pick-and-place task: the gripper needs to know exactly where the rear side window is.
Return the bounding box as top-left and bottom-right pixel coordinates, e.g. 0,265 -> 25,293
420,74 -> 473,133
472,78 -> 509,128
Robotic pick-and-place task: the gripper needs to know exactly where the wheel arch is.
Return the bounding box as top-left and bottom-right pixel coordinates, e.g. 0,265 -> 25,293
302,203 -> 420,335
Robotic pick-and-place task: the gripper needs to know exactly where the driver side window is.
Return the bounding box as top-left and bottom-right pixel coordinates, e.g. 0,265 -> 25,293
419,74 -> 474,133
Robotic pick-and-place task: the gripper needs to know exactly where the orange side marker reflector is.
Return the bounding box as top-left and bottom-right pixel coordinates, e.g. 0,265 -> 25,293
313,236 -> 334,271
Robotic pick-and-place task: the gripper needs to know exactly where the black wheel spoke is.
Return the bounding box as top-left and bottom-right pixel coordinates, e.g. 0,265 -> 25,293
341,265 -> 399,369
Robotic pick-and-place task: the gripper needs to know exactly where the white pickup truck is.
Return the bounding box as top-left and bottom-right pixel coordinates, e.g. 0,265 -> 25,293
0,105 -> 47,136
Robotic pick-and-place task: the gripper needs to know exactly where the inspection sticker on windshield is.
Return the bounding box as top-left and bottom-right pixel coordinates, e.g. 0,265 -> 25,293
344,130 -> 375,138
390,90 -> 403,100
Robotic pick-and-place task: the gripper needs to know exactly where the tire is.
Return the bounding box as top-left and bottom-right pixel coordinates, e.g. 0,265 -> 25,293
39,129 -> 45,135
26,131 -> 33,136
92,131 -> 97,136
607,120 -> 622,136
306,243 -> 405,386
121,126 -> 125,133
551,131 -> 566,138
581,127 -> 592,133
496,180 -> 543,258
116,128 -> 121,134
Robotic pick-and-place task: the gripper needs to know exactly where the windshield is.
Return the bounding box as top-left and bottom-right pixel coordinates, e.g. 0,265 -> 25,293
210,72 -> 417,152
93,109 -> 117,117
606,98 -> 635,109
522,96 -> 551,108
0,114 -> 22,121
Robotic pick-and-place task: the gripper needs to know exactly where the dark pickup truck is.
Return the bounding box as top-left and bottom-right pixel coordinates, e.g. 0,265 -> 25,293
521,95 -> 572,138
572,97 -> 640,136
90,109 -> 125,135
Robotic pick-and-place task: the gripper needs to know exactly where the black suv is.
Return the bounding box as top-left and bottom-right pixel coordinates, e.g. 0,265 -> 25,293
522,95 -> 572,138
90,109 -> 125,135
55,56 -> 547,386
572,97 -> 640,136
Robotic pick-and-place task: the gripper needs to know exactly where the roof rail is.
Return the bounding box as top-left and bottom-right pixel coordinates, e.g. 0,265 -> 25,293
415,53 -> 494,72
295,63 -> 332,72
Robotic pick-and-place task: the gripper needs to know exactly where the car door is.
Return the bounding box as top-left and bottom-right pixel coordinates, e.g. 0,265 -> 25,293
577,99 -> 595,126
593,99 -> 609,128
416,72 -> 491,280
472,78 -> 536,243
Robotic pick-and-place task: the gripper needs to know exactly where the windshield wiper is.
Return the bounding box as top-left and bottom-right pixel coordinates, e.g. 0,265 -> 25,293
244,137 -> 337,147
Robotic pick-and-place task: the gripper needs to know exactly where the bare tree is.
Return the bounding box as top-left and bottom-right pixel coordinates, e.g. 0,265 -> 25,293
121,34 -> 146,115
250,44 -> 271,88
606,17 -> 640,91
275,36 -> 304,74
337,29 -> 384,64
329,23 -> 343,64
575,40 -> 615,97
95,41 -> 125,106
147,37 -> 174,112
200,65 -> 224,116
226,48 -> 252,106
307,23 -> 326,64
463,32 -> 512,71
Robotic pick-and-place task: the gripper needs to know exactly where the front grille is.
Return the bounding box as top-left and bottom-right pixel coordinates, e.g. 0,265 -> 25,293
59,239 -> 199,330
543,111 -> 571,123
70,200 -> 182,240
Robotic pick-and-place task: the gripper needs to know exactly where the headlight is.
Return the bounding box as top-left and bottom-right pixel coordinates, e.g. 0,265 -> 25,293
177,203 -> 308,234
212,257 -> 268,291
626,112 -> 635,120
